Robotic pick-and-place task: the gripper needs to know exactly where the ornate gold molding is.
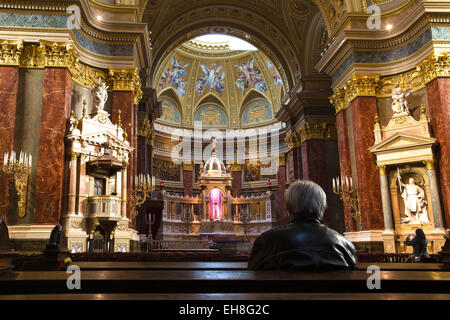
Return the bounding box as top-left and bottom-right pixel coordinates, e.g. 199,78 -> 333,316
297,123 -> 337,143
377,165 -> 387,176
137,119 -> 154,144
278,153 -> 286,166
0,40 -> 106,88
377,69 -> 424,98
0,39 -> 24,65
230,164 -> 243,172
182,163 -> 194,171
284,131 -> 302,150
108,67 -> 143,104
331,53 -> 450,112
330,74 -> 380,113
329,88 -> 346,113
416,53 -> 450,84
423,159 -> 436,170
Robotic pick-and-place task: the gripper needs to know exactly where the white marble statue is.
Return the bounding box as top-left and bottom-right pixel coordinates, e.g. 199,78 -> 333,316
92,78 -> 109,112
397,169 -> 430,224
391,87 -> 412,116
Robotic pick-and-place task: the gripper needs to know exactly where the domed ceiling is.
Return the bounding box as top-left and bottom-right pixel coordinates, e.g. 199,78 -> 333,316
154,36 -> 286,129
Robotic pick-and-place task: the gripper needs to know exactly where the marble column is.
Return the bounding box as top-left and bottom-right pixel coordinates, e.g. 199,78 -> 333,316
424,160 -> 444,230
350,96 -> 384,230
336,110 -> 357,232
112,91 -> 136,224
426,78 -> 450,225
291,146 -> 302,180
67,153 -> 79,215
231,165 -> 242,197
183,164 -> 193,197
377,165 -> 393,231
276,155 -> 287,225
301,138 -> 342,230
0,66 -> 19,222
34,68 -> 72,224
121,167 -> 127,219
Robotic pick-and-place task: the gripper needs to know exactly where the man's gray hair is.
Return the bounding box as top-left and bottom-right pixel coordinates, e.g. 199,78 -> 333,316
285,180 -> 327,220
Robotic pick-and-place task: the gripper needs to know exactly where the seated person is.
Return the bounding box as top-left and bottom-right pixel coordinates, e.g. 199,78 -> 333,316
405,228 -> 430,262
248,180 -> 358,270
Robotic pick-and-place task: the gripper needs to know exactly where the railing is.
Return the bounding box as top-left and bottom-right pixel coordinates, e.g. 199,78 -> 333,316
147,240 -> 210,250
87,196 -> 121,220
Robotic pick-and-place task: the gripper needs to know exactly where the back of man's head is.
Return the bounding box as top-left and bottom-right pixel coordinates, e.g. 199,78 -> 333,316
286,180 -> 327,221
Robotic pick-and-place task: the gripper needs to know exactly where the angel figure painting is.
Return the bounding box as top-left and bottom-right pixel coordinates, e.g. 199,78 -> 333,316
196,63 -> 226,95
235,58 -> 267,95
159,56 -> 189,97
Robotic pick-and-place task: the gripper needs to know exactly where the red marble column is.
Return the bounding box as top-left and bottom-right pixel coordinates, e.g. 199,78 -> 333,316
111,91 -> 137,225
426,78 -> 450,225
183,169 -> 193,197
336,110 -> 357,232
231,170 -> 242,197
34,68 -> 72,224
277,164 -> 287,225
350,97 -> 384,230
292,146 -> 302,179
0,66 -> 19,223
301,139 -> 329,225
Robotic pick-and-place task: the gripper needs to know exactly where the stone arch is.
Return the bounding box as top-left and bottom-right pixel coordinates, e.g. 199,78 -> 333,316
158,88 -> 183,124
149,6 -> 300,92
196,93 -> 227,113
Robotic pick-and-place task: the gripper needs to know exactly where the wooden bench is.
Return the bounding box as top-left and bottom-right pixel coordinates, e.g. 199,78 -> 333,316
1,270 -> 449,295
58,261 -> 449,271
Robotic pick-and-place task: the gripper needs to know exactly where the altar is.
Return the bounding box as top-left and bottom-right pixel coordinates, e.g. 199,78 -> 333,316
156,139 -> 276,246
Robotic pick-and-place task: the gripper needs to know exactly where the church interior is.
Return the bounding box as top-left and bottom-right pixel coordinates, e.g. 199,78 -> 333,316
0,0 -> 449,302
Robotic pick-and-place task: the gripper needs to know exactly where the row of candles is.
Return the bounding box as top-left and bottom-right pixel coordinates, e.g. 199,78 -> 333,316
332,175 -> 354,190
3,151 -> 32,168
135,173 -> 156,188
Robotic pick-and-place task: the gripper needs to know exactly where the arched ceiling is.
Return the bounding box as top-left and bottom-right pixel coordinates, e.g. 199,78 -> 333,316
155,40 -> 285,128
143,0 -> 332,95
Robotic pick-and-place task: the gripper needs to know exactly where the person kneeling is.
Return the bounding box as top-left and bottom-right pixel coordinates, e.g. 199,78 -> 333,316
248,180 -> 358,270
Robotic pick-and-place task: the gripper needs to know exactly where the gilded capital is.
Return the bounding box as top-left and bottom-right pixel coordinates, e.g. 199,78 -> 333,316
137,119 -> 154,144
329,88 -> 346,113
330,74 -> 380,113
284,131 -> 301,150
230,164 -> 243,172
377,165 -> 386,175
416,53 -> 450,84
182,163 -> 194,171
343,74 -> 380,105
107,67 -> 143,104
423,159 -> 436,170
297,122 -> 337,143
278,153 -> 286,166
0,39 -> 24,66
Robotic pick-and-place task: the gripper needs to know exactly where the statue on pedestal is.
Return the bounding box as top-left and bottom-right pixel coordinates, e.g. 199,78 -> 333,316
397,169 -> 429,224
92,78 -> 108,112
391,87 -> 412,116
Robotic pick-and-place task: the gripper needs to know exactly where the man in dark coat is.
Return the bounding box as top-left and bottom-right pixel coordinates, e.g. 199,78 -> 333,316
248,180 -> 358,270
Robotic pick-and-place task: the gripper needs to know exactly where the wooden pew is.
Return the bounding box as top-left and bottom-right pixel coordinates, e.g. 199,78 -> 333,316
0,270 -> 449,295
57,261 -> 448,271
